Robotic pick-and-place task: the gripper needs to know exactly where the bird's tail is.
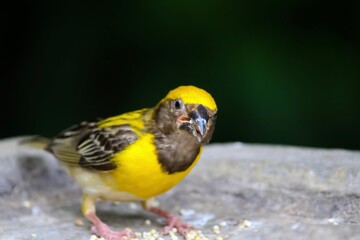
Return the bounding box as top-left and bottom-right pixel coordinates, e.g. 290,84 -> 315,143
20,136 -> 52,150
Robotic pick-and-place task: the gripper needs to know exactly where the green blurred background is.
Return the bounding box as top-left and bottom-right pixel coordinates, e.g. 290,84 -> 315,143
2,1 -> 360,149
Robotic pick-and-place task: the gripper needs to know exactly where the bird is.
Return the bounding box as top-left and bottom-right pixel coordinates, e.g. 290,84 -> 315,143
23,85 -> 217,240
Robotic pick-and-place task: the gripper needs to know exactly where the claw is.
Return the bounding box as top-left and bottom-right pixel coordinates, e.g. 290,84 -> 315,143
86,212 -> 134,240
148,207 -> 193,237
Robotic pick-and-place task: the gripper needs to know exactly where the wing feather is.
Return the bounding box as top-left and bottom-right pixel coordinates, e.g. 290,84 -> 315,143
50,121 -> 139,171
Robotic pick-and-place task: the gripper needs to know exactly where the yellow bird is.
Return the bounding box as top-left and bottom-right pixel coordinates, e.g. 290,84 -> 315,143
25,85 -> 217,239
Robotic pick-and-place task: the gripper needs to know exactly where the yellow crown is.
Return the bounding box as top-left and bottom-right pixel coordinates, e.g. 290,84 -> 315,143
165,85 -> 217,111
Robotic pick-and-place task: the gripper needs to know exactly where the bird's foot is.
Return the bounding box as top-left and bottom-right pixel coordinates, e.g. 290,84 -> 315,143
91,224 -> 133,240
86,212 -> 134,240
162,214 -> 193,236
148,207 -> 193,237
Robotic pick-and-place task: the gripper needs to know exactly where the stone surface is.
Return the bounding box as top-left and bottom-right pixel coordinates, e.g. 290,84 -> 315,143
1,137 -> 360,239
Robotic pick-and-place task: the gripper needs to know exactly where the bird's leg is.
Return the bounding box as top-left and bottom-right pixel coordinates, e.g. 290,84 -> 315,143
82,194 -> 133,240
142,200 -> 193,236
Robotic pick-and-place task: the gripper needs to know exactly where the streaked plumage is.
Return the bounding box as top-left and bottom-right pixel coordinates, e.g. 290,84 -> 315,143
25,85 -> 217,239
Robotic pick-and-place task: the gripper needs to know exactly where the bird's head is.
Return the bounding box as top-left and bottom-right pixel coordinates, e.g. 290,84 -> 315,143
155,86 -> 217,144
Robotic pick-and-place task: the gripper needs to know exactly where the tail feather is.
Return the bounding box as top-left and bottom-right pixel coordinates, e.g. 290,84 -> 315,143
20,136 -> 52,150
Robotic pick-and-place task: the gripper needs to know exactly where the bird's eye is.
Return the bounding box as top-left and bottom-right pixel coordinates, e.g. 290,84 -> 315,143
213,112 -> 218,120
173,99 -> 184,110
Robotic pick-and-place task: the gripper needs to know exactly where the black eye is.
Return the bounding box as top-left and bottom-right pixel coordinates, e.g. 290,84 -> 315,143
174,99 -> 183,110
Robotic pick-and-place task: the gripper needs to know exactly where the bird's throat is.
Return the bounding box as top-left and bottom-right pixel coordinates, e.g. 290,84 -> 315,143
154,133 -> 201,174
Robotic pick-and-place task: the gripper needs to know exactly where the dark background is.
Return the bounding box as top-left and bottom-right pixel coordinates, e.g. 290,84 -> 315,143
2,1 -> 360,150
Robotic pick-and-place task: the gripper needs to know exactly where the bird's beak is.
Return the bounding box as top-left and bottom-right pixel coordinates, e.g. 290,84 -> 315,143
185,104 -> 209,143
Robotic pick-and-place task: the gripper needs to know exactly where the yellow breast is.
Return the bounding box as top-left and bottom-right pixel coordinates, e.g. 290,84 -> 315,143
99,134 -> 202,199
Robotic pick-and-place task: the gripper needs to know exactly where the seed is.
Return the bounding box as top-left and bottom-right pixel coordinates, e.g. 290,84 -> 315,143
212,225 -> 220,234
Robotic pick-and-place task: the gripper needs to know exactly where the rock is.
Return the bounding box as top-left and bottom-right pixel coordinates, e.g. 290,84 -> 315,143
1,138 -> 360,239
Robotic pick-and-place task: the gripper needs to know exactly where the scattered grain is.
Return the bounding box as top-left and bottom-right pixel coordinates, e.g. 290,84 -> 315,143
219,221 -> 227,227
212,225 -> 220,234
185,230 -> 209,240
328,218 -> 339,225
23,200 -> 32,208
239,219 -> 252,229
74,218 -> 84,226
89,235 -> 105,240
89,235 -> 97,240
169,234 -> 178,240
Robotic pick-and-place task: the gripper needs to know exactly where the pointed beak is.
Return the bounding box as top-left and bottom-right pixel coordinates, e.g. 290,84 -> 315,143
189,104 -> 209,142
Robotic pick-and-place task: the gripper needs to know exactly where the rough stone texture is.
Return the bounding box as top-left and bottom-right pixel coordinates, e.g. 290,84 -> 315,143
1,137 -> 360,239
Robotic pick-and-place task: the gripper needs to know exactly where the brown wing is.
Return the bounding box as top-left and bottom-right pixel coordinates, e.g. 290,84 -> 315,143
50,121 -> 138,171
